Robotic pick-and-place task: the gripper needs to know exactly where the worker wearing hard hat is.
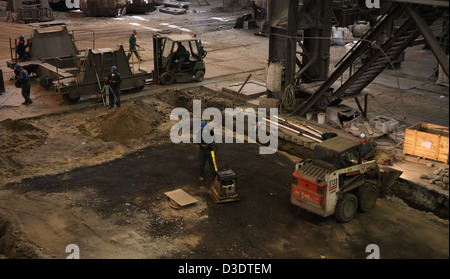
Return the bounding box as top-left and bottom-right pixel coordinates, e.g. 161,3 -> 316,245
16,35 -> 31,61
359,133 -> 376,161
128,29 -> 143,62
14,64 -> 32,105
104,66 -> 122,109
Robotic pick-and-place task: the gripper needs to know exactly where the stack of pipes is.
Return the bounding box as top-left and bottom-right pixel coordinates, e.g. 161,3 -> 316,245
265,115 -> 324,143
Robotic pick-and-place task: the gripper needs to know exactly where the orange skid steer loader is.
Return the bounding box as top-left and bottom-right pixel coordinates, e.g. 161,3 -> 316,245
291,137 -> 402,222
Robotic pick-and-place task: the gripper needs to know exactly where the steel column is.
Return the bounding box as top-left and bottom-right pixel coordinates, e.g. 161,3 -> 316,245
267,0 -> 298,100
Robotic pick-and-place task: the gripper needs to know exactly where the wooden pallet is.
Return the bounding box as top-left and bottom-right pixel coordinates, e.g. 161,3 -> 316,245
404,154 -> 448,166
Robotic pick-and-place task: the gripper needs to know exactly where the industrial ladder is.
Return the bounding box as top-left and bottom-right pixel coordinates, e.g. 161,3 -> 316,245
293,3 -> 446,116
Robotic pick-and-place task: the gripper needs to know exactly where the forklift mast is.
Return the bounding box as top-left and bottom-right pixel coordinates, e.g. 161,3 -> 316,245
152,34 -> 165,83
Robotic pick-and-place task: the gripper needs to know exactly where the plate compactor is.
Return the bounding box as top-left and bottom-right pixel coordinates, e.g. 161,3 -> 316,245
209,150 -> 239,204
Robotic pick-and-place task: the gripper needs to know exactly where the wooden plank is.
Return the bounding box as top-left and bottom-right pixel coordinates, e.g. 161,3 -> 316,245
164,189 -> 198,207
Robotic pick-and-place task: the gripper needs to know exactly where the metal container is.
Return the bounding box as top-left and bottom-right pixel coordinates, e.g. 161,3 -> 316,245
80,0 -> 127,17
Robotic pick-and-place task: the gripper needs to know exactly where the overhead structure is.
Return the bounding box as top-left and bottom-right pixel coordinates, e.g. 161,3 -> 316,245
266,0 -> 449,117
266,0 -> 333,102
292,1 -> 448,116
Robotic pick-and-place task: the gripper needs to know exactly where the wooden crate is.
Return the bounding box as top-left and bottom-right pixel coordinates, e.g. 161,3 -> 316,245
403,122 -> 449,164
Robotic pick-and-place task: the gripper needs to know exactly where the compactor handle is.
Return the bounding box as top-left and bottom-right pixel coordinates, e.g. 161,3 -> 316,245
211,150 -> 218,173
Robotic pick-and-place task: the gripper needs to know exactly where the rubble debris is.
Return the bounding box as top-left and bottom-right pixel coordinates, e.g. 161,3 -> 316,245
374,150 -> 395,166
430,166 -> 449,190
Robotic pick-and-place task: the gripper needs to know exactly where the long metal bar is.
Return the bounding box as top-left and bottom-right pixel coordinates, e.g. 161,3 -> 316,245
273,115 -> 323,138
406,4 -> 449,78
265,117 -> 323,142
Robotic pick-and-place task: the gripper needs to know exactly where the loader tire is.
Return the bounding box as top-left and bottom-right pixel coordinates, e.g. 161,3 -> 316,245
335,193 -> 358,223
357,184 -> 378,212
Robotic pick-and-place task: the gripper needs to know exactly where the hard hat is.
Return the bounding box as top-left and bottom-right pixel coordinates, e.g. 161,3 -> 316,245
359,133 -> 367,139
111,66 -> 117,73
18,35 -> 24,39
201,121 -> 207,129
133,29 -> 137,33
14,64 -> 21,69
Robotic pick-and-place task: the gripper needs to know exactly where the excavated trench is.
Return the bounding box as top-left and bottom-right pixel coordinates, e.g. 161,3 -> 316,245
0,87 -> 448,258
157,87 -> 449,220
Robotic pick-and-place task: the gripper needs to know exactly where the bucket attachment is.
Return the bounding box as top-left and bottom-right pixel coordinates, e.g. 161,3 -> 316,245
209,168 -> 239,204
381,166 -> 403,188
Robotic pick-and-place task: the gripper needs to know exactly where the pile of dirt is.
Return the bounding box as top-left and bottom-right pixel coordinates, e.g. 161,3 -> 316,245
98,101 -> 163,141
0,119 -> 48,182
157,88 -> 236,112
0,119 -> 48,154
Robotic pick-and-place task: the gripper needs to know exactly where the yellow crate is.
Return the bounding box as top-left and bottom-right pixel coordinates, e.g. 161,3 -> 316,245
403,122 -> 449,164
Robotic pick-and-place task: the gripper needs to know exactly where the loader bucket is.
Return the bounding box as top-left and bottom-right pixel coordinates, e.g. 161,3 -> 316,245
381,167 -> 403,188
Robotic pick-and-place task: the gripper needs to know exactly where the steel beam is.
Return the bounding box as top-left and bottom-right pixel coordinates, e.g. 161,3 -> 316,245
406,4 -> 449,78
292,3 -> 406,116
